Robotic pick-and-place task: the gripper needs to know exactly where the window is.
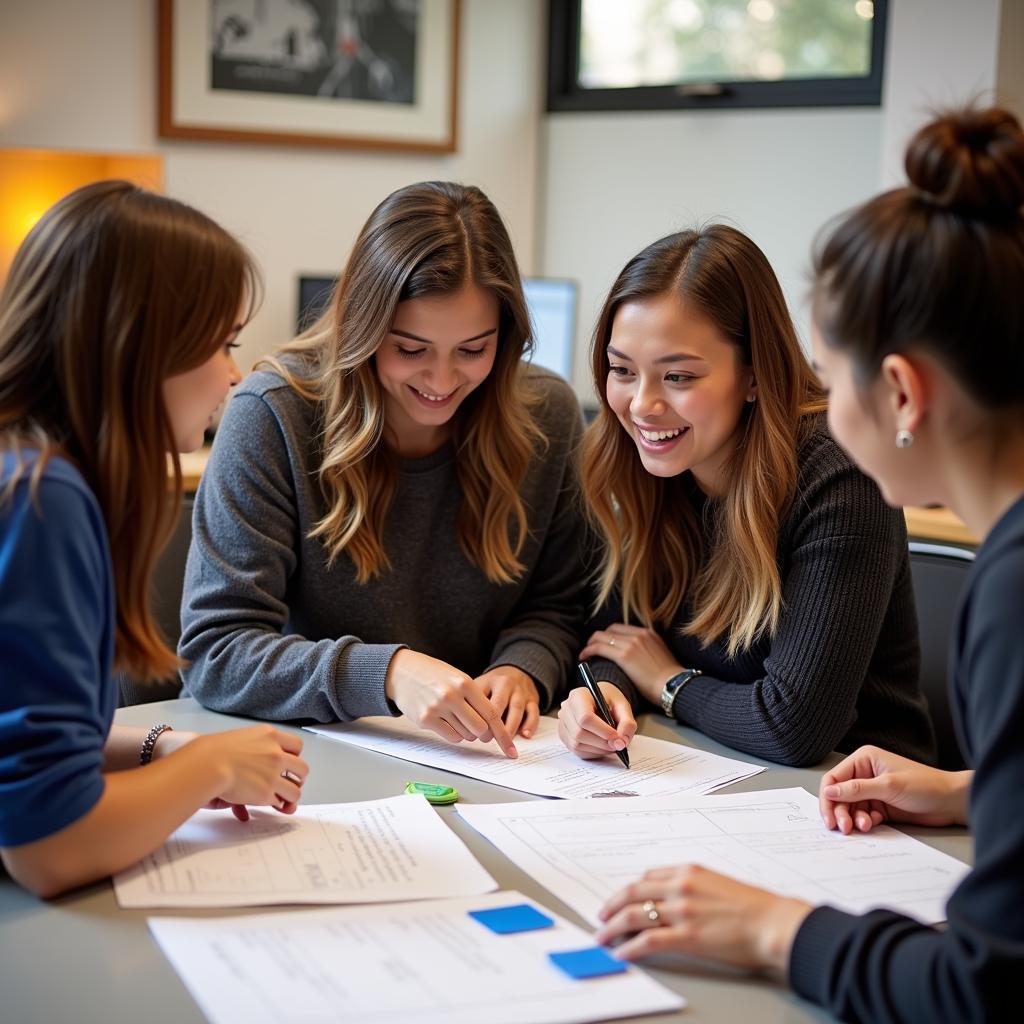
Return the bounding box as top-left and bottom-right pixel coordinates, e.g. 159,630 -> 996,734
547,0 -> 887,111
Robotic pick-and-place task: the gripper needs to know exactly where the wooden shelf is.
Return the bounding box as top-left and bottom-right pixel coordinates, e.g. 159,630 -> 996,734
167,447 -> 210,493
903,506 -> 977,546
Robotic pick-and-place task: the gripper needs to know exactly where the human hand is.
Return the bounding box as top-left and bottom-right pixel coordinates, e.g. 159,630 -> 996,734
820,745 -> 972,835
150,730 -> 253,819
197,725 -> 308,815
579,624 -> 682,704
475,666 -> 541,738
595,864 -> 812,972
385,649 -> 518,758
557,683 -> 636,760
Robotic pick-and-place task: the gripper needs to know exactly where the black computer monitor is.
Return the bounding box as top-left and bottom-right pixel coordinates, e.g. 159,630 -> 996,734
297,275 -> 337,331
296,274 -> 578,383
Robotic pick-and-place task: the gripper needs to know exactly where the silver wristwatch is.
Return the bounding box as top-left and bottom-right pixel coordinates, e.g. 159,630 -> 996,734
660,668 -> 702,717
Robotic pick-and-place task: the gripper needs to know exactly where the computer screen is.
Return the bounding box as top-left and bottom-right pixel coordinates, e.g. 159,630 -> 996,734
296,274 -> 578,383
522,277 -> 578,382
297,275 -> 337,331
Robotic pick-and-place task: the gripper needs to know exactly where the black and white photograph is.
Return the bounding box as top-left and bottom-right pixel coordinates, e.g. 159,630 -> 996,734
210,0 -> 418,105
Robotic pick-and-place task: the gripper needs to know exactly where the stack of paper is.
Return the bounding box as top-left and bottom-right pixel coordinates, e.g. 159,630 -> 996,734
306,714 -> 764,799
115,794 -> 495,908
148,890 -> 686,1024
458,787 -> 971,926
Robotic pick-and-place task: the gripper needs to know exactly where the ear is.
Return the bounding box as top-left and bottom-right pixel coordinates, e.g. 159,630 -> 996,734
879,353 -> 928,432
745,366 -> 757,403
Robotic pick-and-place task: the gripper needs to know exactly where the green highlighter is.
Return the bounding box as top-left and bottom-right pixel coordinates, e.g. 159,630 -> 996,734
404,781 -> 460,805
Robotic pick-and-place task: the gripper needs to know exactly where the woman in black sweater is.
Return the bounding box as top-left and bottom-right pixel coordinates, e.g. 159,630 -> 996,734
595,106 -> 1024,1022
558,224 -> 933,767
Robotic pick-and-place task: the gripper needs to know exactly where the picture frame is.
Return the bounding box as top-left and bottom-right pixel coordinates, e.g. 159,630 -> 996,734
158,0 -> 460,153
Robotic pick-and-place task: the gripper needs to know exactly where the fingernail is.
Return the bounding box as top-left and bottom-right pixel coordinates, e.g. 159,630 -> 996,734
824,785 -> 839,798
522,730 -> 531,738
610,739 -> 625,750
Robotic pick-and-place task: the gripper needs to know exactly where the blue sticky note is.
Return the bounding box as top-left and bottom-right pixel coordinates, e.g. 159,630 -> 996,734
468,903 -> 555,934
548,947 -> 628,980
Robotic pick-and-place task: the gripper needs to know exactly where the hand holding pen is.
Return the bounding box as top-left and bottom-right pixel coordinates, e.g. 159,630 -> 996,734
563,662 -> 635,767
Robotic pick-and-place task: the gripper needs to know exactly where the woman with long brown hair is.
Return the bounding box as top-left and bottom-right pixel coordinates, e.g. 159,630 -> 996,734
558,225 -> 933,767
594,105 -> 1024,1024
180,181 -> 584,755
0,181 -> 308,898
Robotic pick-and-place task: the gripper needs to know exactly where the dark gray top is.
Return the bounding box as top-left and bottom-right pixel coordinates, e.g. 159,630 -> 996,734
790,492 -> 1024,1022
589,420 -> 936,767
179,365 -> 586,721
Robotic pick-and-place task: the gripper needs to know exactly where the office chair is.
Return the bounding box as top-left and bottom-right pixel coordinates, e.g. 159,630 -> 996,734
907,540 -> 975,771
117,496 -> 194,706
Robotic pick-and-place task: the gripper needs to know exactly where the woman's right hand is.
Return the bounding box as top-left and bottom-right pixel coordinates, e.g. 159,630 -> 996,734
384,649 -> 519,758
820,745 -> 973,834
195,725 -> 308,814
557,683 -> 637,760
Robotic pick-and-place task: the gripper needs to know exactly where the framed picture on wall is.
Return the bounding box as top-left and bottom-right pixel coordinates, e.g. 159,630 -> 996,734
158,0 -> 460,153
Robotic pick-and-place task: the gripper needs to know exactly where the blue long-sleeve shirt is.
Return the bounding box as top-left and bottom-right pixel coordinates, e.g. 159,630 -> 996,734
789,492 -> 1024,1022
0,453 -> 116,847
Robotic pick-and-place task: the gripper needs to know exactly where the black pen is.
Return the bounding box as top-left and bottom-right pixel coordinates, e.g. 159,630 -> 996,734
577,661 -> 630,768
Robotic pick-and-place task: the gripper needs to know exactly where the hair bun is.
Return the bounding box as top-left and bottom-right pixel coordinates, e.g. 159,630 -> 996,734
905,106 -> 1024,220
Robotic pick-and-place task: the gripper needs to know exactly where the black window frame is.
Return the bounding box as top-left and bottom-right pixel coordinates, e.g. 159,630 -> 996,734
547,0 -> 888,113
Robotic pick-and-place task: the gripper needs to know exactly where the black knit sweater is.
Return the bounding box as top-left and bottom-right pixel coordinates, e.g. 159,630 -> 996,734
588,419 -> 936,767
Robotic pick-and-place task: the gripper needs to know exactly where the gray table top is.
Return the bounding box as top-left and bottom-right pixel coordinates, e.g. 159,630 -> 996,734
0,699 -> 972,1024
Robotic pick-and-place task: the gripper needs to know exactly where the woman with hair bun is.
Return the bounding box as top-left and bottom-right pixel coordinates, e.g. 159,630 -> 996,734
558,224 -> 933,768
595,107 -> 1024,1021
180,181 -> 585,757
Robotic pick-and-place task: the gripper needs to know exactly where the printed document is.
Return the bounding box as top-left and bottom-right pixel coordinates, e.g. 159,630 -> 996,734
458,787 -> 970,925
306,714 -> 764,799
148,890 -> 685,1024
114,794 -> 495,908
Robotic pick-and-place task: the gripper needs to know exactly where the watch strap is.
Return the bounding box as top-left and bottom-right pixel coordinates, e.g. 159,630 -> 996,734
660,668 -> 702,717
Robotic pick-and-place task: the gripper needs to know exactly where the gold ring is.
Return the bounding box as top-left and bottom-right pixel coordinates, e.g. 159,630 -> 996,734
642,899 -> 660,924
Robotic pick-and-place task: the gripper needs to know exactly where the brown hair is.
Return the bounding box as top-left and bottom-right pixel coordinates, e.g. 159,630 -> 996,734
581,226 -> 826,657
0,180 -> 259,680
813,106 -> 1024,408
261,180 -> 543,584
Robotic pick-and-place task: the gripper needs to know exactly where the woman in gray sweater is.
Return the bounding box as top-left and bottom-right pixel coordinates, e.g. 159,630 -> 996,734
558,225 -> 934,768
180,182 -> 586,758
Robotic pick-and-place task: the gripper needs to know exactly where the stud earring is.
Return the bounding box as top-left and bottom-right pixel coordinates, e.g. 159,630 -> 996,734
895,429 -> 914,449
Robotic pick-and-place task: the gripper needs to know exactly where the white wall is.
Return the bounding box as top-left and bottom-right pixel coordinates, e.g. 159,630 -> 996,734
540,107 -> 881,393
879,0 -> 1002,189
0,0 -> 544,372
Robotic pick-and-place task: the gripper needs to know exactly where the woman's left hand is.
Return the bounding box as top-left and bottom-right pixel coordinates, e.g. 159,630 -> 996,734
474,666 -> 542,738
580,624 -> 683,704
595,864 -> 812,972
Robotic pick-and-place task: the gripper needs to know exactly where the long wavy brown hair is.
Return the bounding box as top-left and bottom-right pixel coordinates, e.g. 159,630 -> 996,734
582,226 -> 826,657
0,180 -> 258,680
261,181 -> 543,584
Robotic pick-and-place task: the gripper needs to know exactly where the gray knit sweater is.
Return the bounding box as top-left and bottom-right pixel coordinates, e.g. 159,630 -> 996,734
588,420 -> 937,767
179,365 -> 586,721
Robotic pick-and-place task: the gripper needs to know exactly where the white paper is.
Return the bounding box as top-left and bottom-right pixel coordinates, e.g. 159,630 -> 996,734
458,787 -> 970,926
306,714 -> 764,799
115,794 -> 495,908
147,890 -> 685,1024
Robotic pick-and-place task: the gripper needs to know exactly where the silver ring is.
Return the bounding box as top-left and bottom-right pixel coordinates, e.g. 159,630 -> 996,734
281,769 -> 302,785
642,899 -> 660,924
607,637 -> 616,647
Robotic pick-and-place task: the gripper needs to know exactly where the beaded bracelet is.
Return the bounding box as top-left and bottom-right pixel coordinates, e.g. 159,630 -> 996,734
140,723 -> 173,766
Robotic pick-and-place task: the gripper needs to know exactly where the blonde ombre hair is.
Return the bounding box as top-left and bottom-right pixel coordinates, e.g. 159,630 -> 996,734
0,181 -> 259,680
261,181 -> 543,584
582,226 -> 826,658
